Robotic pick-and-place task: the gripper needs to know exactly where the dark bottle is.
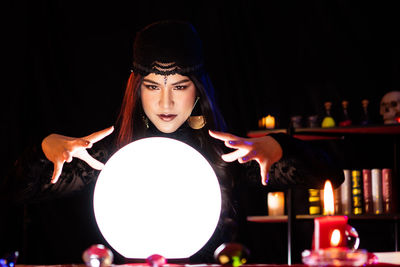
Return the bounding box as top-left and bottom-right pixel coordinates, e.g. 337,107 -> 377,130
360,99 -> 371,125
321,101 -> 336,128
339,100 -> 352,127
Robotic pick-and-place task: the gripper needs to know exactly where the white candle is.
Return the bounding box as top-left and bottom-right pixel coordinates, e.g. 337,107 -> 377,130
268,192 -> 285,216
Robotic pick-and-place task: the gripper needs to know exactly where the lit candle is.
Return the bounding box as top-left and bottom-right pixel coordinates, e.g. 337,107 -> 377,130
312,180 -> 348,250
268,192 -> 285,216
323,180 -> 335,216
265,115 -> 275,129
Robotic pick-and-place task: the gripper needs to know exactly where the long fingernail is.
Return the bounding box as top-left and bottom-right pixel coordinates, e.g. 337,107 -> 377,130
265,173 -> 270,185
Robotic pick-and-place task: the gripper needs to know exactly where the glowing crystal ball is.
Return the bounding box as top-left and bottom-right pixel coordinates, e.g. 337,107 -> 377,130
93,137 -> 222,259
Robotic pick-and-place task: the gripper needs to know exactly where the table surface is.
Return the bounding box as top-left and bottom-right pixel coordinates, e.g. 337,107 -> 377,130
14,263 -> 399,267
13,251 -> 400,267
13,265 -> 397,267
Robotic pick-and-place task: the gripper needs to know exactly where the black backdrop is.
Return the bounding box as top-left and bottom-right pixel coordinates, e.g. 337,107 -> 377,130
3,0 -> 400,171
2,0 -> 400,263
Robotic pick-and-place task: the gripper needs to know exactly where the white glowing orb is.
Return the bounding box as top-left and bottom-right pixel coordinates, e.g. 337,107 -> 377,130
93,137 -> 222,259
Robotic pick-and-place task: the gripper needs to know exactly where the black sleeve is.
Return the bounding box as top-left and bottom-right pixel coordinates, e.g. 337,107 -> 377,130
0,141 -> 110,204
244,133 -> 344,190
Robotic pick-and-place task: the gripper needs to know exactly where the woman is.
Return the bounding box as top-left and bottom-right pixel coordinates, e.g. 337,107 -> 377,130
3,20 -> 343,264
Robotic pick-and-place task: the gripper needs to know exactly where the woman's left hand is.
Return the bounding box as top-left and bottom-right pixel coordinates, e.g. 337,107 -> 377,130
209,130 -> 283,186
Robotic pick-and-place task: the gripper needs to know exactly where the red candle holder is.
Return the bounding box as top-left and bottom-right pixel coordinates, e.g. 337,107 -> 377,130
312,215 -> 348,250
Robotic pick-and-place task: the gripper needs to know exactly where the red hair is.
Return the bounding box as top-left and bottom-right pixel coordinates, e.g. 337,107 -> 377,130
115,71 -> 226,151
116,72 -> 144,149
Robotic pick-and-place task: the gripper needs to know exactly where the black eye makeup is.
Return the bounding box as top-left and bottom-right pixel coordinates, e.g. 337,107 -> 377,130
143,84 -> 160,90
173,85 -> 189,90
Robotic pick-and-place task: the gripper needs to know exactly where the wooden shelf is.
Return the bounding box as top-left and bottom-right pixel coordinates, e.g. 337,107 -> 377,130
247,214 -> 400,223
247,124 -> 400,140
247,124 -> 400,261
247,215 -> 289,223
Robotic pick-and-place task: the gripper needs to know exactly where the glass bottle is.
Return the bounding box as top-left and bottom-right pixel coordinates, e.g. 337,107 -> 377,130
321,101 -> 336,128
360,99 -> 371,125
339,100 -> 352,127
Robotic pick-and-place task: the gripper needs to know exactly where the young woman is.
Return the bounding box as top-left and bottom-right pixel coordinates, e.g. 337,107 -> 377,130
3,20 -> 343,264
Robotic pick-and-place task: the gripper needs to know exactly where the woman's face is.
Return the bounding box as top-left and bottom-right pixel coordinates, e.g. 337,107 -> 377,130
141,73 -> 197,133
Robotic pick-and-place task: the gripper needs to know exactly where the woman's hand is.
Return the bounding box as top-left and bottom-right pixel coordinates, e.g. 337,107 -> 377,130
41,126 -> 114,184
209,130 -> 282,186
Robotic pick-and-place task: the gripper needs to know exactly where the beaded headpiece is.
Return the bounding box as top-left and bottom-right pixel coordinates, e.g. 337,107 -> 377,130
131,20 -> 205,76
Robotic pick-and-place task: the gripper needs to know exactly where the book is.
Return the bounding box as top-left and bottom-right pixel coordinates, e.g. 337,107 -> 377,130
351,170 -> 363,215
371,169 -> 383,214
362,169 -> 373,214
309,189 -> 321,215
340,169 -> 352,215
382,168 -> 393,213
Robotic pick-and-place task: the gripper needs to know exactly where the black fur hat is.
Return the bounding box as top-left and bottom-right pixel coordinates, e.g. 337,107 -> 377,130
131,20 -> 205,76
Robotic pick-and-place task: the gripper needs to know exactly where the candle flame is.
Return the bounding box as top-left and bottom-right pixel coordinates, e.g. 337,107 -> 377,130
265,115 -> 275,129
330,229 -> 341,247
259,115 -> 276,129
323,180 -> 334,215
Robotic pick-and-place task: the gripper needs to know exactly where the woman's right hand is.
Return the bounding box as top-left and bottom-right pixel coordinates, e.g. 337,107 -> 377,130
41,126 -> 114,184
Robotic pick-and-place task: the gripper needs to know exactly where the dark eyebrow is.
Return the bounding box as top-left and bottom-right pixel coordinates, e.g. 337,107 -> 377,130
171,79 -> 191,86
142,78 -> 191,86
142,79 -> 160,85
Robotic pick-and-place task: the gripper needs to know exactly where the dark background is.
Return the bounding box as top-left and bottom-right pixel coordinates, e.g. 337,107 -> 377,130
2,0 -> 400,264
3,0 -> 400,166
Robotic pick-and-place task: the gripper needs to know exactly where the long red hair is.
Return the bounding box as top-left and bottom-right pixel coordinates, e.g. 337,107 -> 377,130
115,72 -> 144,149
115,71 -> 226,151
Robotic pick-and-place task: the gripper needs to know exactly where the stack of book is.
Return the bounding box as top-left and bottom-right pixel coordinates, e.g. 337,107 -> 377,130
308,168 -> 394,215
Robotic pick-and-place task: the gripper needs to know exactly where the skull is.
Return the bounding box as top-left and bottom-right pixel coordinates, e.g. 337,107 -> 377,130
380,91 -> 400,124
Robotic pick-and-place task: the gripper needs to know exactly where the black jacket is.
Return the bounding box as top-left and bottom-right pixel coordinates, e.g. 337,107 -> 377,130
0,129 -> 344,264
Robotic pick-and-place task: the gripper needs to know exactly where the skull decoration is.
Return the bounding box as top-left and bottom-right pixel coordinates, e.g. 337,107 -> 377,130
380,91 -> 400,124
